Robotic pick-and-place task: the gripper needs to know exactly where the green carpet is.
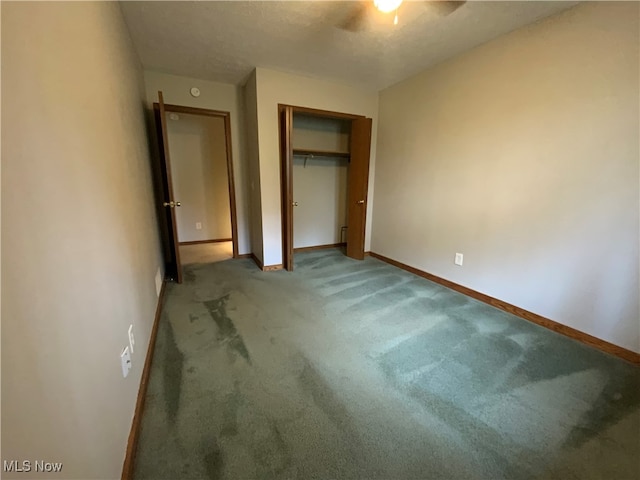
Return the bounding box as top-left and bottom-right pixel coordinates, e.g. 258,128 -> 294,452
133,249 -> 640,480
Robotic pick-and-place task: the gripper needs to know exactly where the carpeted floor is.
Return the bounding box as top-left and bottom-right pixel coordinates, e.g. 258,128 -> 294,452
133,249 -> 640,480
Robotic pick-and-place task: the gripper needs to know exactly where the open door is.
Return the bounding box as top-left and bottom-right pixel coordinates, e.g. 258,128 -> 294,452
153,91 -> 183,283
280,106 -> 294,271
346,117 -> 372,260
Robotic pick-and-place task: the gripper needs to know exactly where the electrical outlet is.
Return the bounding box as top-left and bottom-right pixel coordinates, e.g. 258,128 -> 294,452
128,324 -> 135,354
195,222 -> 202,230
455,253 -> 463,266
121,346 -> 131,378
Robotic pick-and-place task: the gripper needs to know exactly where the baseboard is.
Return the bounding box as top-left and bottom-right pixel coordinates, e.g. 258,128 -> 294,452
179,238 -> 232,246
263,264 -> 283,271
294,243 -> 346,253
249,253 -> 283,271
121,280 -> 168,480
236,253 -> 252,259
251,253 -> 264,270
369,252 -> 640,366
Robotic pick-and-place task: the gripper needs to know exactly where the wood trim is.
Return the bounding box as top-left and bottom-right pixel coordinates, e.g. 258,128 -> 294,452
294,243 -> 346,253
162,103 -> 229,117
236,253 -> 252,259
369,252 -> 640,366
250,252 -> 283,271
157,92 -> 183,284
179,238 -> 232,246
150,105 -> 177,283
280,103 -> 365,120
345,117 -> 372,260
222,113 -> 240,259
279,105 -> 294,271
263,264 -> 284,271
121,280 -> 168,479
251,253 -> 264,270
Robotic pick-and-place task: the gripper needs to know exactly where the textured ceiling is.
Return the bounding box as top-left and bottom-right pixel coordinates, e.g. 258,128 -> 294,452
120,1 -> 579,90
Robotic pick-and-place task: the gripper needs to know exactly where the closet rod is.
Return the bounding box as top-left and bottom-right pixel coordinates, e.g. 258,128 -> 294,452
292,148 -> 350,159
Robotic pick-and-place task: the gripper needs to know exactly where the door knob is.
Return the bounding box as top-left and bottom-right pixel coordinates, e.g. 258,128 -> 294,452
357,200 -> 365,204
293,202 -> 299,207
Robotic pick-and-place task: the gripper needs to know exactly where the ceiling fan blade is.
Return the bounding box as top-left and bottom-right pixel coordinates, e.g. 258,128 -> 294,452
337,2 -> 369,32
428,1 -> 466,16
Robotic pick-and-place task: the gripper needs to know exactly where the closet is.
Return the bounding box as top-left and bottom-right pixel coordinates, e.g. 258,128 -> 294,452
279,105 -> 373,271
292,114 -> 350,250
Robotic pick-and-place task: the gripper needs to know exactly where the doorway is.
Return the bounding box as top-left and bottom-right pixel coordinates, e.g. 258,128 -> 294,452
279,104 -> 373,271
153,92 -> 239,283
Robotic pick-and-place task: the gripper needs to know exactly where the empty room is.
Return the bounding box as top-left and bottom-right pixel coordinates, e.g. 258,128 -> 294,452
2,1 -> 638,480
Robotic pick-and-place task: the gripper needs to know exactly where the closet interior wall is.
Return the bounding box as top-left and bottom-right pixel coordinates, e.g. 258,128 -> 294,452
292,114 -> 351,250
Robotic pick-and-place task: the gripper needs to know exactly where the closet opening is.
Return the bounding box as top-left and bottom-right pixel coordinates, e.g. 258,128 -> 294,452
279,104 -> 373,271
153,93 -> 239,283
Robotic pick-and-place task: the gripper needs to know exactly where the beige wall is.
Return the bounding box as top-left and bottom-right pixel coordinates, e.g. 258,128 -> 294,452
254,67 -> 379,266
292,114 -> 350,153
372,2 -> 640,353
242,70 -> 264,262
166,113 -> 232,242
143,71 -> 250,254
2,2 -> 163,478
293,157 -> 348,248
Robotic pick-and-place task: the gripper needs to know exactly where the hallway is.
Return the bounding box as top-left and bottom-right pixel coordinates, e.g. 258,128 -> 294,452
180,241 -> 233,265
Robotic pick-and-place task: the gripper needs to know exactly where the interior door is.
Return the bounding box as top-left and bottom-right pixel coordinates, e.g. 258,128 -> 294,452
153,91 -> 183,283
346,117 -> 372,260
280,106 -> 294,271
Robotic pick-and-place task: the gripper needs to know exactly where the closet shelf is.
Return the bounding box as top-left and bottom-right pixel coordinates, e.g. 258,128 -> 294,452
292,148 -> 350,159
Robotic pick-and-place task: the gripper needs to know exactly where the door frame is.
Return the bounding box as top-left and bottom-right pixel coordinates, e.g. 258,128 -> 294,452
279,106 -> 294,271
155,103 -> 240,260
278,104 -> 369,271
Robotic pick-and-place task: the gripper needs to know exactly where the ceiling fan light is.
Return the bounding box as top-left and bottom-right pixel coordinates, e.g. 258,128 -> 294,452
374,0 -> 403,14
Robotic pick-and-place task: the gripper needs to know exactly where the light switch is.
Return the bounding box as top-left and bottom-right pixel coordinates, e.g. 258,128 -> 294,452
121,347 -> 131,378
128,324 -> 135,354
